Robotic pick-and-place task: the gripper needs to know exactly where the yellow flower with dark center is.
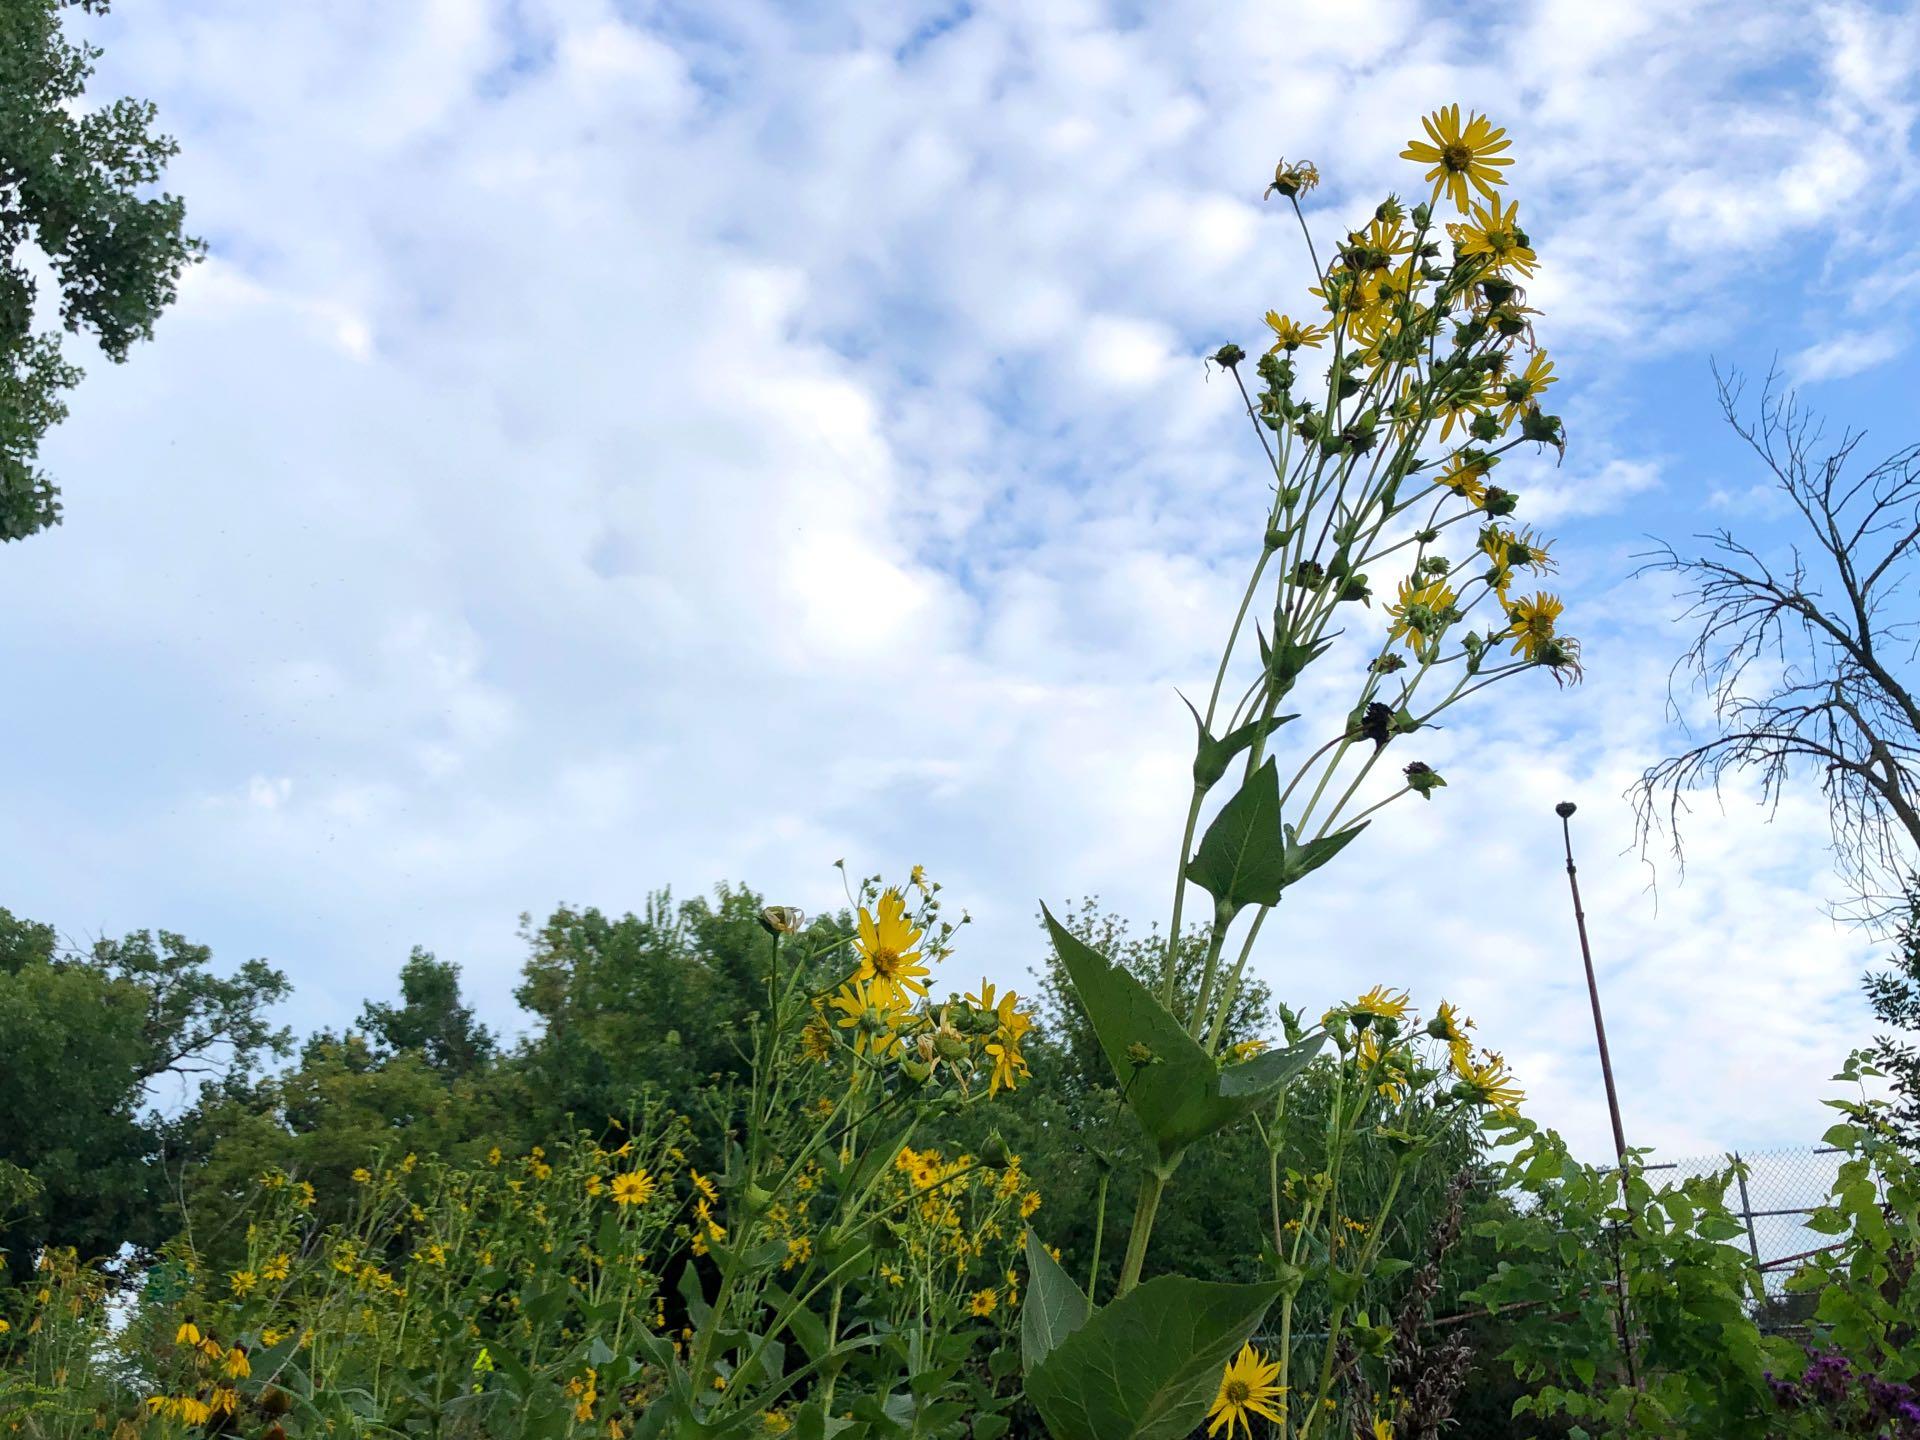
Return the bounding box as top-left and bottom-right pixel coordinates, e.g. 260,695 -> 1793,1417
611,1170 -> 656,1206
1386,577 -> 1458,658
830,977 -> 910,1057
1500,350 -> 1556,423
854,889 -> 931,1000
228,1269 -> 257,1298
1505,592 -> 1565,661
175,1321 -> 201,1348
1263,311 -> 1330,353
1401,105 -> 1513,213
1450,197 -> 1535,278
1207,1343 -> 1287,1438
1453,1047 -> 1525,1115
222,1346 -> 251,1380
1020,1190 -> 1042,1219
970,1287 -> 998,1317
691,1170 -> 719,1203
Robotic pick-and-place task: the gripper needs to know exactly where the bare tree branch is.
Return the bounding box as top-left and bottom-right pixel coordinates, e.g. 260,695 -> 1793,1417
1630,365 -> 1920,927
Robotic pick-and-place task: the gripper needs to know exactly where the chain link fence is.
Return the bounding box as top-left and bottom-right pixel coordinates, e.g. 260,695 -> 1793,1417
1653,1145 -> 1848,1332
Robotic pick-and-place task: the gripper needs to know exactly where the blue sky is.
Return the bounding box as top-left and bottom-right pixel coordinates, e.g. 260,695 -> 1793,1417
4,0 -> 1918,1159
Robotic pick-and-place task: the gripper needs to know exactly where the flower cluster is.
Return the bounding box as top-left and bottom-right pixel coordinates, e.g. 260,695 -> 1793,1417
819,878 -> 1036,1095
1767,1348 -> 1920,1438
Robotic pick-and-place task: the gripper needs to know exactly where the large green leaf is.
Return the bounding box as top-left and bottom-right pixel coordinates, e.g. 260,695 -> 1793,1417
1040,907 -> 1325,1162
1026,1276 -> 1283,1440
1184,759 -> 1286,917
1022,1230 -> 1092,1373
1042,906 -> 1226,1164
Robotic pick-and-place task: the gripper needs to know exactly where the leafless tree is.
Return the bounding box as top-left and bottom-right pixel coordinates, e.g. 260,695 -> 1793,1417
1630,366 -> 1920,927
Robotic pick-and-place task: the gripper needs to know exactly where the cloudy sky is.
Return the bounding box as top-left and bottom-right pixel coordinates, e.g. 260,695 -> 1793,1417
6,0 -> 1919,1162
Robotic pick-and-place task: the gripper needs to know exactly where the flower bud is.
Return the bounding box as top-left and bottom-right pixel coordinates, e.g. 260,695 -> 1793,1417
1403,761 -> 1446,800
899,1058 -> 933,1085
1212,343 -> 1245,369
1481,486 -> 1517,516
758,906 -> 806,936
1266,158 -> 1320,198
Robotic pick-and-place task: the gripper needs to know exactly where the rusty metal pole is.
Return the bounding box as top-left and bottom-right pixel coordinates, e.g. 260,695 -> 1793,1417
1557,800 -> 1640,1391
1557,802 -> 1629,1166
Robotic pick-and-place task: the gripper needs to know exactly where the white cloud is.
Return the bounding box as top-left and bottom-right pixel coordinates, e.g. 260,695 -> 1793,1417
1790,328 -> 1905,383
4,0 -> 1916,1164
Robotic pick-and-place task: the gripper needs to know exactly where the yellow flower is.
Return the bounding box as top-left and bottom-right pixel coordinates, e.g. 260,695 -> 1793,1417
1401,105 -> 1514,214
909,863 -> 931,895
174,1321 -> 201,1347
970,1287 -> 998,1317
1352,986 -> 1410,1021
1225,1038 -> 1267,1063
1505,592 -> 1565,662
985,1033 -> 1030,1096
1429,1001 -> 1472,1046
1499,350 -> 1556,423
799,1009 -> 836,1063
1207,1343 -> 1287,1438
1020,1190 -> 1042,1219
228,1269 -> 257,1298
222,1346 -> 251,1380
416,1243 -> 448,1268
1356,1032 -> 1407,1102
487,1146 -> 502,1167
295,1181 -> 316,1207
585,1175 -> 605,1196
829,977 -> 910,1057
1263,311 -> 1330,353
1454,1046 -> 1524,1114
1449,197 -> 1535,278
1436,452 -> 1491,504
854,889 -> 931,1000
1373,1417 -> 1394,1440
351,1167 -> 372,1184
763,1412 -> 793,1434
0,1319 -> 10,1335
260,1327 -> 283,1347
1267,158 -> 1319,198
612,1170 -> 657,1207
1386,577 -> 1457,658
691,1170 -> 719,1203
401,1152 -> 419,1173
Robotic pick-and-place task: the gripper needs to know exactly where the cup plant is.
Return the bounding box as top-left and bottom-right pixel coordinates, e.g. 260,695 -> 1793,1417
1019,105 -> 1581,1440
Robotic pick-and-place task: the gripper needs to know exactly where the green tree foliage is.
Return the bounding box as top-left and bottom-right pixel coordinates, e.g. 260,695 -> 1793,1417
1864,886 -> 1920,1144
0,908 -> 287,1284
511,885 -> 791,1126
358,947 -> 497,1076
1,0 -> 201,541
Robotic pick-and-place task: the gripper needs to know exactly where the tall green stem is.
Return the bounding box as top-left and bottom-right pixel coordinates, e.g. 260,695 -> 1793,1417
1115,1168 -> 1168,1296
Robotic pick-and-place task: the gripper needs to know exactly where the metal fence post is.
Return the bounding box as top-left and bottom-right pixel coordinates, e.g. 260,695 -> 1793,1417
1731,1150 -> 1763,1269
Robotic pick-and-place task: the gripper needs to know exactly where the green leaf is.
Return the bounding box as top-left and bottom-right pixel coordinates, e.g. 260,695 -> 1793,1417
1041,907 -> 1324,1163
1279,820 -> 1369,887
1185,759 -> 1286,916
1025,1276 -> 1282,1440
1183,694 -> 1297,794
1022,1230 -> 1092,1373
1042,905 -> 1217,1163
1217,1032 -> 1324,1101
